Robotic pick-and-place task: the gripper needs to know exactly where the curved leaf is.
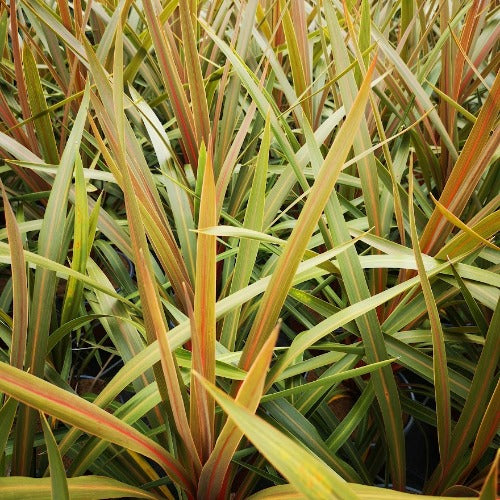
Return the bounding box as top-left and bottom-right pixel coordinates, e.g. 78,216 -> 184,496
197,374 -> 361,500
0,362 -> 193,493
0,476 -> 160,499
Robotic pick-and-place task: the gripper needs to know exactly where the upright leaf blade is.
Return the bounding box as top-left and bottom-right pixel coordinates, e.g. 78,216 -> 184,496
190,148 -> 217,461
60,155 -> 89,325
420,73 -> 500,255
409,165 -> 451,465
199,373 -> 361,500
427,302 -> 500,493
238,57 -> 376,370
109,22 -> 201,476
1,184 -> 28,370
22,44 -> 59,164
199,323 -> 280,498
141,0 -> 198,167
13,86 -> 90,476
178,0 -> 211,145
479,452 -> 499,500
40,413 -> 69,500
0,398 -> 18,461
0,362 -> 192,492
220,115 -> 271,350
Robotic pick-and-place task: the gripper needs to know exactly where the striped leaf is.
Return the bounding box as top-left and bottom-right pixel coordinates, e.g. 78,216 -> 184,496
0,362 -> 193,492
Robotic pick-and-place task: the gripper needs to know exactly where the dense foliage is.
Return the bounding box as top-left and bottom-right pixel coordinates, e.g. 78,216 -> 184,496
0,0 -> 498,498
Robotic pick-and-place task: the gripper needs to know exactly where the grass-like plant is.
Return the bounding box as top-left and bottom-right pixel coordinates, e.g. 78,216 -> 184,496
0,0 -> 498,498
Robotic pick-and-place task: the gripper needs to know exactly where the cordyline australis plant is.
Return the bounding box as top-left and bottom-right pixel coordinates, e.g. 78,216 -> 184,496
0,0 -> 498,498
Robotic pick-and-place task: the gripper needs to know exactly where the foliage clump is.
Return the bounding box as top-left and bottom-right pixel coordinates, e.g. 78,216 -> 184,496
0,0 -> 498,498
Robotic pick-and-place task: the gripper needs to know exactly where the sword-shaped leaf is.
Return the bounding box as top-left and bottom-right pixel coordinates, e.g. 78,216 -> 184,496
197,374 -> 361,500
0,476 -> 160,499
40,413 -> 69,500
0,362 -> 192,492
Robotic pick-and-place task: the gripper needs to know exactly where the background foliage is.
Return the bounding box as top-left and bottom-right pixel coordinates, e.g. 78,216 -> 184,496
0,0 -> 498,498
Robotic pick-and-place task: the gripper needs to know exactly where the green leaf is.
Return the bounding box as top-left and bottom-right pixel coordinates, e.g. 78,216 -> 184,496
420,73 -> 500,255
40,413 -> 70,500
263,398 -> 363,483
0,398 -> 18,460
198,323 -> 280,498
22,43 -> 59,164
190,148 -> 217,461
479,451 -> 499,499
0,476 -> 160,499
325,383 -> 375,453
0,362 -> 193,493
447,262 -> 489,335
430,194 -> 499,251
1,184 -> 28,370
248,483 -> 478,499
178,0 -> 210,145
197,374 -> 361,500
13,84 -> 90,476
408,166 -> 451,464
61,154 -> 89,325
436,211 -> 500,260
261,359 -> 395,403
198,226 -> 283,245
220,115 -> 271,350
238,57 -> 376,372
468,377 -> 500,476
428,303 -> 500,492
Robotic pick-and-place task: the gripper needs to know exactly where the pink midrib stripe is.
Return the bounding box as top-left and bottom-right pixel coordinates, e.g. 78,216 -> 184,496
0,371 -> 189,488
